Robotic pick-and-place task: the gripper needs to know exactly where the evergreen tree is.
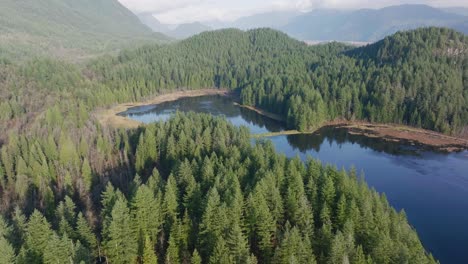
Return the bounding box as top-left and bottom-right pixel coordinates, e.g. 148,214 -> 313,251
0,236 -> 16,264
43,233 -> 77,264
76,213 -> 97,256
209,238 -> 232,264
24,210 -> 54,263
103,197 -> 137,264
143,235 -> 158,264
191,249 -> 202,264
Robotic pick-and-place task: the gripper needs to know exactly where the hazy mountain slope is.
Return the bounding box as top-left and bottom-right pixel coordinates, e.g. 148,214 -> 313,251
231,11 -> 300,30
443,7 -> 468,17
452,21 -> 468,34
137,12 -> 170,33
167,22 -> 212,39
282,5 -> 467,41
137,14 -> 211,39
0,0 -> 169,60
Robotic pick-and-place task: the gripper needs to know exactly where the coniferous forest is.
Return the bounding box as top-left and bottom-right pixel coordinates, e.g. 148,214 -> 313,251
0,24 -> 466,263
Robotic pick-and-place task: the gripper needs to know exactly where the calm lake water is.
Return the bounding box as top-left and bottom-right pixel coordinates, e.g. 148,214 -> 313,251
120,95 -> 468,264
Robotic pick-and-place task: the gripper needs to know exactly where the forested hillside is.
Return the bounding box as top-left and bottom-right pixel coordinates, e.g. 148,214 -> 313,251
0,25 -> 464,263
91,27 -> 468,135
0,0 -> 169,60
0,105 -> 437,263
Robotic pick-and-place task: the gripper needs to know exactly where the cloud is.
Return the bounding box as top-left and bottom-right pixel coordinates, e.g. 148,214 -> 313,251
118,0 -> 468,24
118,0 -> 203,14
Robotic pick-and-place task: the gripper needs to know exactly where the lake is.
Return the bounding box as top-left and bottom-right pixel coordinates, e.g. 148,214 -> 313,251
119,95 -> 468,264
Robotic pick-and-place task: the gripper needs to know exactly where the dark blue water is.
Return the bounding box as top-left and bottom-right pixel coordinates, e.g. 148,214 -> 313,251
120,95 -> 468,264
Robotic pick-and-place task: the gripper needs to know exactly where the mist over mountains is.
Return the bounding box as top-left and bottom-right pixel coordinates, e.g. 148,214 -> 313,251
138,4 -> 468,41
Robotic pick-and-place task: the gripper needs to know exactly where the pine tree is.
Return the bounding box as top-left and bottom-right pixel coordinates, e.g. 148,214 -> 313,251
336,194 -> 347,229
0,216 -> 16,263
199,187 -> 222,259
12,207 -> 27,250
209,238 -> 232,264
247,190 -> 275,262
0,237 -> 16,264
165,231 -> 180,264
101,183 -> 120,237
24,210 -> 54,263
132,184 -> 162,248
273,226 -> 316,264
143,235 -> 157,264
226,220 -> 249,263
329,231 -> 349,264
103,197 -> 137,264
353,245 -> 368,264
76,213 -> 97,256
191,249 -> 202,264
43,233 -> 77,264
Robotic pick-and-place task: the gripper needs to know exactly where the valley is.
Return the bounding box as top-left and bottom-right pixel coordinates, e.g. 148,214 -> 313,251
0,0 -> 466,263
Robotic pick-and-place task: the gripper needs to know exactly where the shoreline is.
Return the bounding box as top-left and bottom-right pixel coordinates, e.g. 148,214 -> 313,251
333,121 -> 468,152
254,120 -> 468,152
94,89 -> 231,128
95,89 -> 468,152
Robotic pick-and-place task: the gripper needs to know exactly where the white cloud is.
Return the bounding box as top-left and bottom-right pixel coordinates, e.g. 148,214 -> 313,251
118,0 -> 468,24
118,0 -> 203,13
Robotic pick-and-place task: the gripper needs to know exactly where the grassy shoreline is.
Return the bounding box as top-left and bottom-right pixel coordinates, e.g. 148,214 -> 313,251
94,89 -> 230,128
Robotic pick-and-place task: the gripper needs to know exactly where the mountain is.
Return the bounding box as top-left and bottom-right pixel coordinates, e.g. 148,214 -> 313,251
231,11 -> 300,30
282,5 -> 467,41
167,22 -> 212,39
137,14 -> 211,39
451,20 -> 468,34
443,7 -> 468,17
137,12 -> 170,33
0,0 -> 169,60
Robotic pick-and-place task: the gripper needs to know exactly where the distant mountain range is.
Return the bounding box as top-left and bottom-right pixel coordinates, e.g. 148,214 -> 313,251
138,4 -> 468,41
137,14 -> 211,39
282,5 -> 467,41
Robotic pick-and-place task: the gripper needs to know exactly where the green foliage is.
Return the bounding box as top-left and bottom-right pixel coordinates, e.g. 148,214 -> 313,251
0,236 -> 16,263
0,112 -> 438,263
24,210 -> 54,263
0,26 -> 455,264
103,197 -> 137,264
143,235 -> 158,264
90,27 -> 467,134
0,216 -> 16,263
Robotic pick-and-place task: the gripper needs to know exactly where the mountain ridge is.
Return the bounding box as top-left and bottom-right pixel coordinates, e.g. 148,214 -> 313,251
0,0 -> 169,60
137,4 -> 468,41
282,4 -> 467,41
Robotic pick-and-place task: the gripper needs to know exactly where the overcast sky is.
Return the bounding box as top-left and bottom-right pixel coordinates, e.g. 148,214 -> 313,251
118,0 -> 468,24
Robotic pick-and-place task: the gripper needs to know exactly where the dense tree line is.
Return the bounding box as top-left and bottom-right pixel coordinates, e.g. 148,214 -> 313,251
0,27 -> 463,263
90,27 -> 467,134
0,112 -> 437,263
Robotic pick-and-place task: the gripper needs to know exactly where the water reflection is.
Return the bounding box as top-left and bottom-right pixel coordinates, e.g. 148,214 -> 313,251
286,126 -> 427,156
119,95 -> 285,134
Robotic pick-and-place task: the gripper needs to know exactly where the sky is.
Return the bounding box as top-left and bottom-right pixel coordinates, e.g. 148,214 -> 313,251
117,0 -> 468,24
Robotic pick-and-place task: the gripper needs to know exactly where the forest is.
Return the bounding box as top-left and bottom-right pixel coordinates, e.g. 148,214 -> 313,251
90,27 -> 467,134
0,27 -> 464,263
